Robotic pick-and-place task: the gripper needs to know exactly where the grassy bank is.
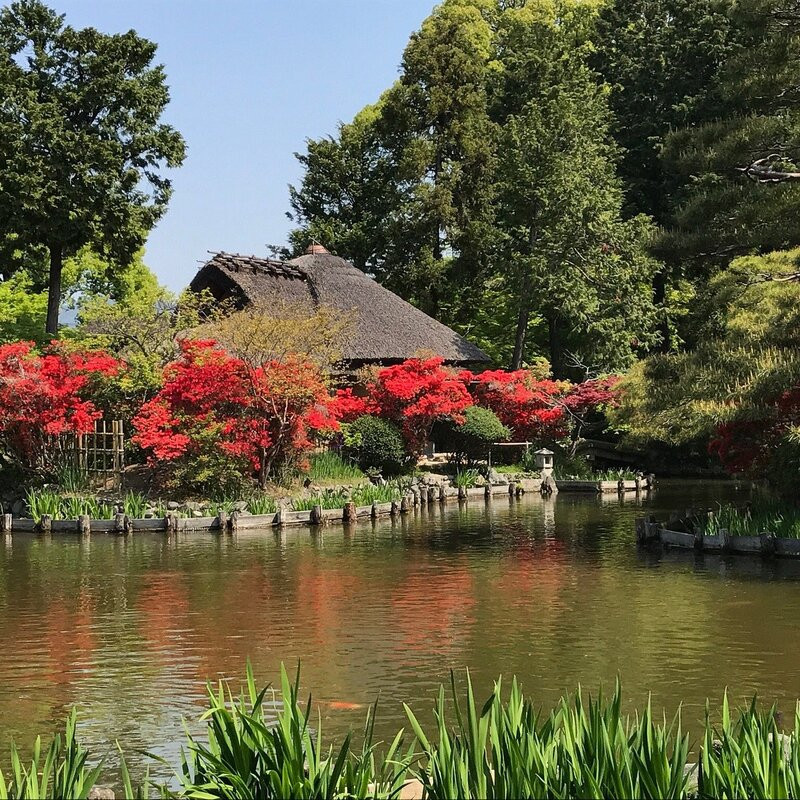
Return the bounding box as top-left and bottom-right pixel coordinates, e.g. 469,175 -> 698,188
4,667 -> 800,799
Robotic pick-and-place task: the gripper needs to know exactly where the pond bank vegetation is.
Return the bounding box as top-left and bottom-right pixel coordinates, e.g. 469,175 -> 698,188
4,666 -> 800,800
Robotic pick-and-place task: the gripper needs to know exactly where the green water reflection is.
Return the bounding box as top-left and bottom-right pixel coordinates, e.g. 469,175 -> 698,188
2,479 -> 799,782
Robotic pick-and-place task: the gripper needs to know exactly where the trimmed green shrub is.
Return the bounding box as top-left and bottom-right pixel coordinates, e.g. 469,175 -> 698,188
343,415 -> 409,476
438,406 -> 510,467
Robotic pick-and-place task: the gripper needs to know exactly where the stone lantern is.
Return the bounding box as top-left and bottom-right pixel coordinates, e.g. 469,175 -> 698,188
534,448 -> 554,477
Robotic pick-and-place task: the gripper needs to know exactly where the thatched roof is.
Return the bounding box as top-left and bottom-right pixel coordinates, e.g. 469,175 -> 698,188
190,249 -> 491,367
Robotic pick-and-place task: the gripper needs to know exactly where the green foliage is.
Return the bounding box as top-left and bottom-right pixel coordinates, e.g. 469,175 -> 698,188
291,488 -> 349,511
0,709 -> 102,800
350,483 -> 402,506
0,0 -> 186,334
245,495 -> 277,516
698,694 -> 800,799
441,405 -> 510,467
612,249 -> 800,450
452,469 -> 480,489
288,0 -> 659,373
404,672 -> 690,800
305,451 -> 364,482
172,663 -> 410,800
343,415 -> 410,476
0,271 -> 48,345
700,501 -> 800,539
24,488 -> 61,522
23,488 -> 115,521
122,492 -> 148,519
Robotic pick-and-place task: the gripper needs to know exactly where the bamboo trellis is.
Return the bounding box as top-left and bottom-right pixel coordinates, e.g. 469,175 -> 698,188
74,419 -> 125,487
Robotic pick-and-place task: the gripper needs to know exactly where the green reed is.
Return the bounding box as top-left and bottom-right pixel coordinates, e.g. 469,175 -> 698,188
306,451 -> 365,482
4,671 -> 800,798
350,483 -> 401,506
292,488 -> 349,511
246,494 -> 277,515
452,469 -> 480,489
700,501 -> 800,539
24,488 -> 62,522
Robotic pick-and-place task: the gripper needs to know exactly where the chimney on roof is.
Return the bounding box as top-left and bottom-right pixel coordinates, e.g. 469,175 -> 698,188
305,242 -> 330,255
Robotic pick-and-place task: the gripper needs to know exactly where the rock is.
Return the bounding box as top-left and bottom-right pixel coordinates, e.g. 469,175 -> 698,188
233,500 -> 248,512
166,501 -> 181,511
88,787 -> 116,800
192,510 -> 203,518
488,470 -> 509,486
420,472 -> 448,487
474,474 -> 488,487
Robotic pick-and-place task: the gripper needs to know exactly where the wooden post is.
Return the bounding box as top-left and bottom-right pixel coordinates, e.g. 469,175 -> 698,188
343,502 -> 356,524
311,504 -> 323,525
230,510 -> 241,531
508,481 -> 516,497
410,487 -> 419,506
216,510 -> 228,532
0,513 -> 10,533
635,476 -> 643,494
78,515 -> 91,535
515,484 -> 523,497
617,478 -> 625,494
371,501 -> 379,519
166,512 -> 178,533
719,528 -> 731,553
427,486 -> 436,505
439,485 -> 446,503
761,531 -> 776,556
400,495 -> 410,514
40,514 -> 52,533
694,528 -> 704,551
458,486 -> 466,500
390,500 -> 399,516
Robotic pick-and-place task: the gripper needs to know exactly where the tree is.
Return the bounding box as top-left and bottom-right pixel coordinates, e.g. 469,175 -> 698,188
437,405 -> 510,467
469,367 -> 569,443
595,0 -> 800,349
493,2 -> 658,374
0,0 -> 185,335
197,298 -> 355,374
288,0 -> 660,374
0,340 -> 120,475
611,248 -> 800,489
132,340 -> 339,491
368,356 -> 473,453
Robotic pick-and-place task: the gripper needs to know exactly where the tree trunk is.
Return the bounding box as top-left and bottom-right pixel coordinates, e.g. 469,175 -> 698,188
46,244 -> 63,337
548,312 -> 564,379
653,268 -> 671,352
510,272 -> 533,370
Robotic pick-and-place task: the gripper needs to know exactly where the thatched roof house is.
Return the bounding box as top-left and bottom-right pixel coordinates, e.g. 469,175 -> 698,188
189,245 -> 491,369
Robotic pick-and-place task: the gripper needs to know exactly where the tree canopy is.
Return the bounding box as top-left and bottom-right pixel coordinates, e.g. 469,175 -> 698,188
0,0 -> 185,335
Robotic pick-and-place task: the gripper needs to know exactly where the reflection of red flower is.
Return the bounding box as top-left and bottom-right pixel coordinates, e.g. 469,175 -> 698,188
390,564 -> 476,664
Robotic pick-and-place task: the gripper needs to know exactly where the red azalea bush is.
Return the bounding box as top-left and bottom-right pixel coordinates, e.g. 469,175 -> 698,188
468,369 -> 571,442
132,339 -> 338,491
0,340 -> 121,473
367,357 -> 473,453
709,386 -> 800,483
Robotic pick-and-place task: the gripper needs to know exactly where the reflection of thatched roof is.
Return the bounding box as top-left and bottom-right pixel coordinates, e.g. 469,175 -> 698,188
190,250 -> 491,367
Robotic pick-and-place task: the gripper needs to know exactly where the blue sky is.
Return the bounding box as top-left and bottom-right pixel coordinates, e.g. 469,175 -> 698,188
55,0 -> 435,292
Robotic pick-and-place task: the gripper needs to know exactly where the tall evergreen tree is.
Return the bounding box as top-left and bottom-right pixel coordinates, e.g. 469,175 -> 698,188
289,0 -> 658,374
0,0 -> 185,335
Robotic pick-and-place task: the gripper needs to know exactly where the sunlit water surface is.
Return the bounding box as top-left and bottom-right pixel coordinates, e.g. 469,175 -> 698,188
2,479 -> 799,783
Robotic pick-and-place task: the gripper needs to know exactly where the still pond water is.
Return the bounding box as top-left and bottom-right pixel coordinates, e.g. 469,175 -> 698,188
1,479 -> 799,781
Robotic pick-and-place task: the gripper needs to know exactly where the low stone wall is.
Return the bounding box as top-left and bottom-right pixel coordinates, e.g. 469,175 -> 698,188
636,514 -> 800,558
0,478 -> 550,537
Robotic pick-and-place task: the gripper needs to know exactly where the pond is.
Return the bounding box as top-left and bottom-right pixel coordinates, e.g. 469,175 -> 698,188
1,478 -> 799,783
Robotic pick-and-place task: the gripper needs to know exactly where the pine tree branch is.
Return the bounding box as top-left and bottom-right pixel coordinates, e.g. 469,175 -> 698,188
738,155 -> 800,183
